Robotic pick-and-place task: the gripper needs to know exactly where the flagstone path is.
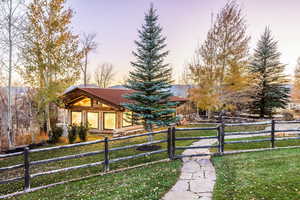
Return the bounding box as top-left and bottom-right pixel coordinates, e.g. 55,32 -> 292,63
162,138 -> 216,200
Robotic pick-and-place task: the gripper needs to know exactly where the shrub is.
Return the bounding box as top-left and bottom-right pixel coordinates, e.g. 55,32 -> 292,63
49,127 -> 63,144
15,134 -> 32,146
282,111 -> 294,121
68,124 -> 77,144
78,124 -> 88,142
0,135 -> 9,152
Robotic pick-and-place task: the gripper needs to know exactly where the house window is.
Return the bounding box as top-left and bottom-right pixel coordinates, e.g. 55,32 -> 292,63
122,112 -> 133,127
71,111 -> 82,125
73,98 -> 91,107
103,112 -> 116,130
87,112 -> 99,129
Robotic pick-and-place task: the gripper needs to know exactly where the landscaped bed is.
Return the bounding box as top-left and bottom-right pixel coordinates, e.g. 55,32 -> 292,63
212,148 -> 300,200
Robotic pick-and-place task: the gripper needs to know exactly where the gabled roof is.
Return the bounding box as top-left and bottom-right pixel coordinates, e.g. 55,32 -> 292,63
62,87 -> 188,109
110,84 -> 194,98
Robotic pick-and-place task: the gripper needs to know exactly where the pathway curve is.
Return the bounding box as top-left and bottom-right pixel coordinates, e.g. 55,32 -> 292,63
162,130 -> 273,200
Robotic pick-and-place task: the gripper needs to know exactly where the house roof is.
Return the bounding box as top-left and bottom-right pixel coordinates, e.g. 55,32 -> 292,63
110,84 -> 193,98
62,87 -> 188,109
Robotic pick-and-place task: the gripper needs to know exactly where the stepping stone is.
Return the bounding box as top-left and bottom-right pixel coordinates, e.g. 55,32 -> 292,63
192,171 -> 205,180
181,161 -> 201,173
190,179 -> 215,193
162,191 -> 200,200
198,192 -> 212,198
199,196 -> 212,200
180,172 -> 193,180
170,180 -> 189,192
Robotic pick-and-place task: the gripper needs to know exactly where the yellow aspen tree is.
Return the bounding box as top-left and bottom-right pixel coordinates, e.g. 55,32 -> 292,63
291,58 -> 300,103
21,0 -> 83,138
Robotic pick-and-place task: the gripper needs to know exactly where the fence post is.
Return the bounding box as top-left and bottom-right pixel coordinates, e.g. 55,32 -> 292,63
271,119 -> 275,148
217,125 -> 222,154
104,137 -> 110,172
171,127 -> 176,159
24,147 -> 30,191
220,121 -> 225,154
167,127 -> 172,159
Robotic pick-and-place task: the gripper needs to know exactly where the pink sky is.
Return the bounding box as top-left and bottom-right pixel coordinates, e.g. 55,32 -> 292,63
66,0 -> 300,84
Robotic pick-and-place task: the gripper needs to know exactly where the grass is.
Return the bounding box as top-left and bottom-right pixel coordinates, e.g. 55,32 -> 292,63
0,124 -> 266,198
223,135 -> 300,152
212,148 -> 300,200
9,160 -> 182,200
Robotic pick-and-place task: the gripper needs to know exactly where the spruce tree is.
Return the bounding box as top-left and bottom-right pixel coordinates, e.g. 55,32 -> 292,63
249,27 -> 289,117
123,4 -> 177,134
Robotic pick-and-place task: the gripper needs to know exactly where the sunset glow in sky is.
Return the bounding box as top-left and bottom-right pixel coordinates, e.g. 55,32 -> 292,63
66,0 -> 300,84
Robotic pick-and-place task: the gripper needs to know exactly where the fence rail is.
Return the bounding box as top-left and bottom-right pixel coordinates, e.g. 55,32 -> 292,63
1,119 -> 300,198
0,129 -> 170,192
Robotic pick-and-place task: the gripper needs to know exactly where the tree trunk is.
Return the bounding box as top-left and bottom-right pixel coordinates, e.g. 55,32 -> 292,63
7,0 -> 13,149
84,52 -> 88,86
146,122 -> 153,142
45,102 -> 52,139
207,110 -> 213,119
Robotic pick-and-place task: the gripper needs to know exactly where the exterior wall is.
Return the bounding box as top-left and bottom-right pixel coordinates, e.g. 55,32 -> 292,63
117,111 -> 122,129
67,104 -> 134,134
99,111 -> 103,131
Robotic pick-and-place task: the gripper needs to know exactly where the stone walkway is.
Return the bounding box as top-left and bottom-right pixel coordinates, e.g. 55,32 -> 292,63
162,130 -> 273,200
162,139 -> 216,200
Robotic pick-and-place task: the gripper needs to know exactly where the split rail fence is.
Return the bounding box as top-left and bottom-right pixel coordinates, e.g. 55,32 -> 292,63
1,120 -> 300,198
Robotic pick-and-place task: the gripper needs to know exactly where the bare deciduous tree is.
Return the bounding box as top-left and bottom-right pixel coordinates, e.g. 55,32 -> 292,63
81,33 -> 97,86
0,0 -> 26,148
179,62 -> 192,85
94,63 -> 115,88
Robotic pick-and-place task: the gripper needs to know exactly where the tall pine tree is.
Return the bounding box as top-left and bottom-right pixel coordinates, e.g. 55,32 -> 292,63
123,4 -> 177,134
249,27 -> 289,117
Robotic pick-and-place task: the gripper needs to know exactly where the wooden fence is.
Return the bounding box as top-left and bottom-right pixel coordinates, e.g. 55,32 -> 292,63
1,120 -> 300,198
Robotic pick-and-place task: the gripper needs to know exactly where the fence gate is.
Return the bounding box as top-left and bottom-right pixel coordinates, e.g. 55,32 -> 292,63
167,125 -> 223,159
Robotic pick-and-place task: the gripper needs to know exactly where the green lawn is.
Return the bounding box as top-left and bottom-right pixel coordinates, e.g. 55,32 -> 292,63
223,136 -> 300,151
10,160 -> 182,200
212,148 -> 300,200
0,124 -> 266,198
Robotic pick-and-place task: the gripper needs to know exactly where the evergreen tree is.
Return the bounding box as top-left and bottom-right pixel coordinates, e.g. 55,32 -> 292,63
123,4 -> 177,134
249,27 -> 289,117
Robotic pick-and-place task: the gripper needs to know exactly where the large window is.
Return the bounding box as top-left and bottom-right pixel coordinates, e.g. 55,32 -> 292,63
103,112 -> 116,130
122,112 -> 132,127
71,111 -> 82,125
73,98 -> 91,107
87,112 -> 99,129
